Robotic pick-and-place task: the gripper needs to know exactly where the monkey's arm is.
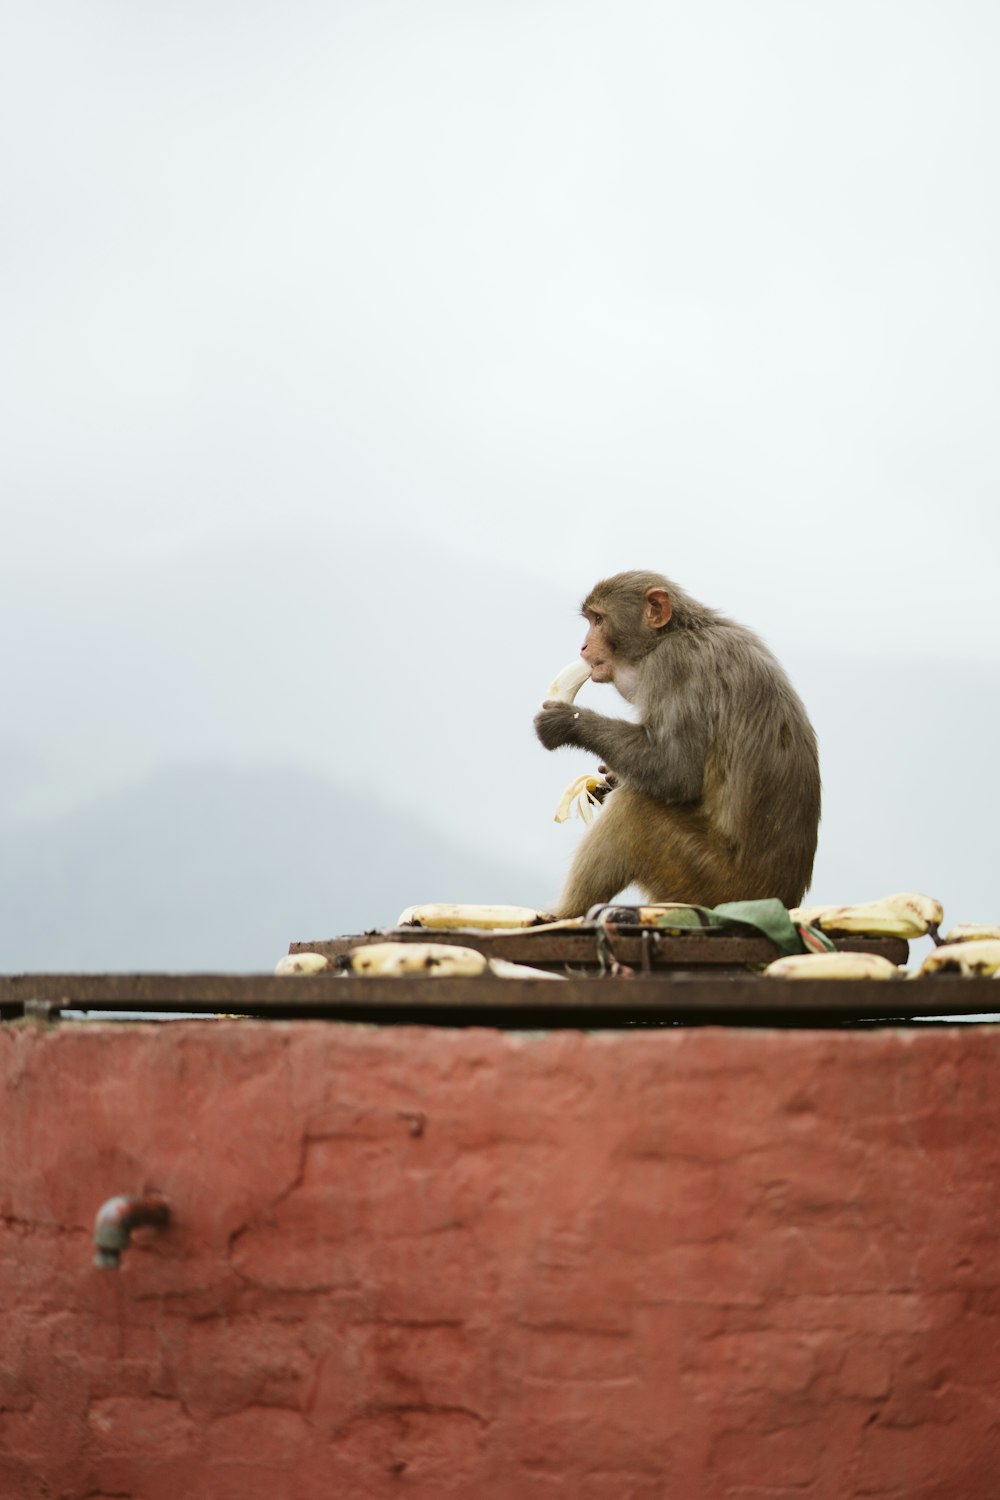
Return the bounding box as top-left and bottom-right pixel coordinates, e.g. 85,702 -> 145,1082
534,701 -> 705,804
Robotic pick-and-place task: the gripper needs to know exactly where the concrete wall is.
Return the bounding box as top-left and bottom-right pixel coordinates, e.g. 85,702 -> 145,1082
1,1021 -> 998,1499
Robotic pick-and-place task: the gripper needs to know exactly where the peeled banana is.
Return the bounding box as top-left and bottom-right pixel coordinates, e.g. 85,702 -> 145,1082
546,660 -> 592,704
398,903 -> 545,930
764,952 -> 902,980
274,952 -> 333,976
789,892 -> 943,939
916,940 -> 1000,979
554,773 -> 605,825
940,923 -> 1000,945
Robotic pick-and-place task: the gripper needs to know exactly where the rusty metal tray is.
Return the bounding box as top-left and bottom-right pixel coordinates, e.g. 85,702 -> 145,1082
290,926 -> 910,974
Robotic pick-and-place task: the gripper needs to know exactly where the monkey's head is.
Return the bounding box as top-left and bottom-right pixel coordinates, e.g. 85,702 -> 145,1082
580,571 -> 674,682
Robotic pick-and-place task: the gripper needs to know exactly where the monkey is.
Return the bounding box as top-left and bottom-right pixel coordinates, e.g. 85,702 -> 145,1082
534,571 -> 820,918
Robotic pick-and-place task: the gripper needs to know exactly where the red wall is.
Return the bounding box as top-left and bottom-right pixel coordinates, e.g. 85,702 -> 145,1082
2,1021 -> 998,1499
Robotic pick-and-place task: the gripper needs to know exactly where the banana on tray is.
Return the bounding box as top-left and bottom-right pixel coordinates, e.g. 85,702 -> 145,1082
789,891 -> 943,939
940,923 -> 1000,945
274,952 -> 334,976
764,951 -> 902,981
916,940 -> 1000,979
345,943 -> 563,981
346,943 -> 489,978
398,903 -> 548,930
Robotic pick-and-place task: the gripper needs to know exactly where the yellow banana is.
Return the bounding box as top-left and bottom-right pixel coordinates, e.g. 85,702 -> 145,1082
764,952 -> 901,980
789,891 -> 943,939
397,903 -> 545,930
274,952 -> 333,976
940,923 -> 1000,945
347,942 -> 489,977
342,943 -> 565,980
917,940 -> 1000,978
546,660 -> 592,703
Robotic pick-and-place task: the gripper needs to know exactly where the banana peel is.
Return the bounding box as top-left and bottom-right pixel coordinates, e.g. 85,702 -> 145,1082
554,773 -> 606,825
486,958 -> 565,981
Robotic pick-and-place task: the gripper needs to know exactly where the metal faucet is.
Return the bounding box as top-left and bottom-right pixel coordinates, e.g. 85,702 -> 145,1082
92,1193 -> 170,1268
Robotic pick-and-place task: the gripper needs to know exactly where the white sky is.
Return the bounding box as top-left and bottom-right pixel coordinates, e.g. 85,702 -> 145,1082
2,1 -> 998,962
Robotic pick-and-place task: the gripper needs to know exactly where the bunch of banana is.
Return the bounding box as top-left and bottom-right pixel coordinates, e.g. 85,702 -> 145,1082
940,923 -> 1000,945
545,660 -> 592,704
789,892 -> 943,939
398,903 -> 548,930
274,951 -> 334,976
764,952 -> 902,980
916,940 -> 1000,979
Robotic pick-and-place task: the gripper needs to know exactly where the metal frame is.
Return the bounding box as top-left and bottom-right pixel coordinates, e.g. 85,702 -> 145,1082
1,971 -> 995,1027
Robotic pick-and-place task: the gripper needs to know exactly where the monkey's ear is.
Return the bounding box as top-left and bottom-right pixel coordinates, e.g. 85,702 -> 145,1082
643,588 -> 672,629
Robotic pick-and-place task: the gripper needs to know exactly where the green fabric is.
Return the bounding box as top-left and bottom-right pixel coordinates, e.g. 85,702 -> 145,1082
714,898 -> 822,954
627,897 -> 836,956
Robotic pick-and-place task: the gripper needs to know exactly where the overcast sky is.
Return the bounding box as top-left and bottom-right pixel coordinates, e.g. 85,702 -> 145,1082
2,2 -> 998,967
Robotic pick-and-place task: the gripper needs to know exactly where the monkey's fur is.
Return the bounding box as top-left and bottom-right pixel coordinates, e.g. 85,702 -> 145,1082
534,571 -> 821,917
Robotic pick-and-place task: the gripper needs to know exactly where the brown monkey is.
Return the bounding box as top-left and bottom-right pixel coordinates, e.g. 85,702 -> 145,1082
534,571 -> 820,917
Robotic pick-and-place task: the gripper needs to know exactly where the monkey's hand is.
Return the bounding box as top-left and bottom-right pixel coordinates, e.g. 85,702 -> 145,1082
592,765 -> 617,802
534,700 -> 587,751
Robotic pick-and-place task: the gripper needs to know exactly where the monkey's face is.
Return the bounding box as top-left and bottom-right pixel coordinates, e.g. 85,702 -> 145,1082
581,609 -> 616,682
580,581 -> 674,687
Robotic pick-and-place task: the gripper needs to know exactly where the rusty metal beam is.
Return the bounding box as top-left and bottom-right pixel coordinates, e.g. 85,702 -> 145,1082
0,971 -> 995,1026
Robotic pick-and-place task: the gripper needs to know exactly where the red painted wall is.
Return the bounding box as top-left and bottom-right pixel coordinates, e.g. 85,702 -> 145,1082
2,1021 -> 998,1499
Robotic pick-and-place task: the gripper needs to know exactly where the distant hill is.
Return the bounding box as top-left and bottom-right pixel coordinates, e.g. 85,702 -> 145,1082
0,762 -> 546,972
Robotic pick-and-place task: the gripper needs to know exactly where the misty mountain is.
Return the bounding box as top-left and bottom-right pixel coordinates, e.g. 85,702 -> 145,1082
0,761 -> 545,972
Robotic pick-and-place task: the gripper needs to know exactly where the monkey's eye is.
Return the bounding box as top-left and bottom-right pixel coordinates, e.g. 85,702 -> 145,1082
591,613 -> 603,627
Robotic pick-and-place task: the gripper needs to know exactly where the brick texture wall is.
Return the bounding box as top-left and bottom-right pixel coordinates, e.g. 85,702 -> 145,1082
2,1021 -> 998,1498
